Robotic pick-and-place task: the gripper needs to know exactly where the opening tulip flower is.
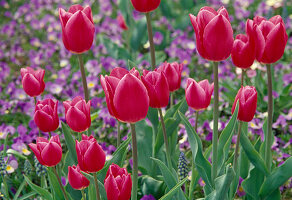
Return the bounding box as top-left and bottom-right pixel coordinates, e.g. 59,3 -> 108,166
130,0 -> 161,13
247,15 -> 288,64
63,96 -> 91,133
141,70 -> 169,108
20,67 -> 45,97
185,78 -> 214,111
76,135 -> 106,173
34,99 -> 59,132
28,135 -> 62,167
59,4 -> 95,54
104,164 -> 132,200
100,67 -> 149,123
232,86 -> 257,122
189,6 -> 234,61
68,164 -> 90,190
156,62 -> 182,92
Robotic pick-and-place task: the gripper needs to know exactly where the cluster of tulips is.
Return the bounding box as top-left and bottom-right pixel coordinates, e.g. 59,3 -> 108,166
19,0 -> 289,199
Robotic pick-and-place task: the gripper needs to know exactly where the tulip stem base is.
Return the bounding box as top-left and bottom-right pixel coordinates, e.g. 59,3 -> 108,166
212,62 -> 219,185
145,12 -> 156,70
170,92 -> 174,107
48,132 -> 51,138
130,123 -> 138,200
52,166 -> 69,200
93,173 -> 101,200
158,108 -> 172,168
233,121 -> 242,173
265,64 -> 273,172
81,189 -> 86,200
241,69 -> 245,86
117,121 -> 121,147
77,54 -> 89,102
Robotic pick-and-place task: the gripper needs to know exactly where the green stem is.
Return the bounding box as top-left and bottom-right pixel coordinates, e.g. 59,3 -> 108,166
79,132 -> 82,142
48,132 -> 52,138
241,69 -> 245,86
77,54 -> 89,102
189,111 -> 199,199
130,123 -> 138,200
93,173 -> 101,200
170,92 -> 174,107
81,189 -> 86,200
265,64 -> 273,172
1,174 -> 9,199
52,167 -> 69,200
117,121 -> 121,147
212,62 -> 219,185
158,108 -> 172,168
233,121 -> 242,173
145,12 -> 156,70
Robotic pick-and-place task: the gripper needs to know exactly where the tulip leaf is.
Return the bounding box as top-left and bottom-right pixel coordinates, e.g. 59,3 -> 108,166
140,175 -> 166,199
13,179 -> 26,200
240,125 -> 269,176
98,136 -> 131,181
259,157 -> 292,198
18,191 -> 37,200
47,168 -> 66,200
239,148 -> 250,179
241,165 -> 264,199
81,172 -> 107,200
65,184 -> 82,200
130,18 -> 147,51
217,102 -> 239,175
61,122 -> 78,164
147,107 -> 159,132
24,175 -> 53,200
159,177 -> 188,200
178,111 -> 212,191
151,157 -> 187,200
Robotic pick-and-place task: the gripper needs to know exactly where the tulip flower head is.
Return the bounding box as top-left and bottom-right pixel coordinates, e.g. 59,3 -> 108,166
232,86 -> 257,122
29,135 -> 62,167
68,164 -> 90,190
246,15 -> 288,64
156,62 -> 183,92
141,70 -> 169,108
189,6 -> 234,61
59,4 -> 95,54
130,0 -> 161,13
185,78 -> 214,111
104,164 -> 132,200
76,135 -> 106,173
63,96 -> 91,133
20,67 -> 45,97
100,67 -> 149,123
34,99 -> 59,132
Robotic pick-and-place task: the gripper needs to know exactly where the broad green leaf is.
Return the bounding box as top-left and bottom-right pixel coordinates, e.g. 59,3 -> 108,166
140,175 -> 165,199
240,125 -> 269,176
18,191 -> 37,200
151,158 -> 187,200
24,175 -> 53,200
217,102 -> 239,175
62,152 -> 75,175
13,180 -> 26,200
65,184 -> 82,200
239,149 -> 250,179
62,122 -> 78,164
47,168 -> 65,200
259,157 -> 292,198
241,166 -> 264,199
82,172 -> 107,200
159,177 -> 188,200
265,189 -> 281,200
130,18 -> 147,50
147,107 -> 159,132
179,111 -> 212,190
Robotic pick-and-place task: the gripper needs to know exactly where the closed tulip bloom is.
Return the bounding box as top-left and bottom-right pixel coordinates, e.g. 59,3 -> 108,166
20,67 -> 45,97
156,62 -> 182,92
68,165 -> 90,190
141,70 -> 169,108
76,135 -> 106,173
247,15 -> 288,64
232,86 -> 257,122
117,14 -> 128,30
34,99 -> 59,132
59,4 -> 95,54
29,135 -> 62,167
185,78 -> 214,111
189,6 -> 234,61
100,67 -> 149,123
130,0 -> 161,13
104,164 -> 132,200
63,96 -> 91,132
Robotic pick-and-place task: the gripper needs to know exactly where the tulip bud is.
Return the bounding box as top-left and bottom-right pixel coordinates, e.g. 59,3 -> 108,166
185,78 -> 214,111
231,86 -> 257,122
34,99 -> 59,132
68,165 -> 90,190
130,0 -> 161,13
156,62 -> 182,92
63,96 -> 91,132
104,164 -> 132,200
100,67 -> 149,123
29,136 -> 62,167
76,135 -> 105,173
117,14 -> 128,30
20,67 -> 45,97
141,70 -> 169,108
189,6 -> 234,61
59,4 -> 95,54
247,15 -> 288,64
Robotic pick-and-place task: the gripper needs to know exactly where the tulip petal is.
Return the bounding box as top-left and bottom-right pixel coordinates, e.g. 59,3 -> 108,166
197,9 -> 216,32
104,175 -> 120,200
50,135 -> 61,147
68,4 -> 84,14
41,142 -> 62,166
269,15 -> 284,25
28,143 -> 44,165
66,106 -> 88,132
110,67 -> 129,80
120,174 -> 132,200
34,110 -> 56,132
185,79 -> 207,110
22,74 -> 42,97
83,142 -> 105,172
82,6 -> 93,24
